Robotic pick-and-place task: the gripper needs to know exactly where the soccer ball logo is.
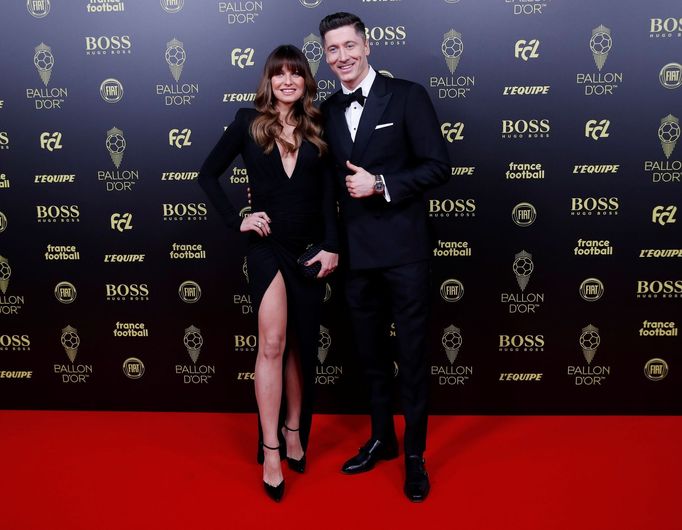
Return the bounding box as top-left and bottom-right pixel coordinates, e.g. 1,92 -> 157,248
590,25 -> 612,72
302,39 -> 323,63
0,256 -> 11,295
441,325 -> 462,364
659,114 -> 680,159
579,324 -> 600,364
184,325 -> 203,364
302,34 -> 323,77
61,325 -> 80,362
106,127 -> 126,169
33,43 -> 54,86
441,29 -> 463,75
165,38 -> 186,82
513,251 -> 534,291
318,325 -> 331,364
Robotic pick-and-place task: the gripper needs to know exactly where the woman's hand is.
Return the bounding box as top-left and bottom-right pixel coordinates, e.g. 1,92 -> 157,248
306,250 -> 339,279
241,211 -> 271,237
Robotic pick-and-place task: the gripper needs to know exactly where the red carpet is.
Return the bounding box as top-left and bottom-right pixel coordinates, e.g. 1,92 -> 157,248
1,412 -> 678,530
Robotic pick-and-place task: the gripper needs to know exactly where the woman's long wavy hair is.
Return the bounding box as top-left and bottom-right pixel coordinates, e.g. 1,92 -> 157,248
250,45 -> 327,156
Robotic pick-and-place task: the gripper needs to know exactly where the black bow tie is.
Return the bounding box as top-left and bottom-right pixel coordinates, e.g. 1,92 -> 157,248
339,88 -> 366,108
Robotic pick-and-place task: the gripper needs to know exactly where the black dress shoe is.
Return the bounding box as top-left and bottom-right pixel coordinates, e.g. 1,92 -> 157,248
404,455 -> 430,502
341,439 -> 399,474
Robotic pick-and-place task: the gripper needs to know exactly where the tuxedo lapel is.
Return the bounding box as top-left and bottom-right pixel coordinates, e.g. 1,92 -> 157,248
326,94 -> 353,163
351,75 -> 392,163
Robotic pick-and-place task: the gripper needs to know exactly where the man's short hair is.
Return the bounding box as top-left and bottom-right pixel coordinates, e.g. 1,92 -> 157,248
319,12 -> 366,41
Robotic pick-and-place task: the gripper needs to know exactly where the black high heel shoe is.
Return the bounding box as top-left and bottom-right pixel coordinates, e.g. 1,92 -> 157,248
282,424 -> 306,474
261,443 -> 285,502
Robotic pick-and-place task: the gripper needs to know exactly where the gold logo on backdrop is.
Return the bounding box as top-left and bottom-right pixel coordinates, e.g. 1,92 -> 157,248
644,358 -> 668,381
441,29 -> 463,74
302,34 -> 323,77
511,202 -> 537,227
165,38 -> 186,82
658,114 -> 680,159
33,43 -> 54,86
590,25 -> 612,71
579,278 -> 604,302
441,325 -> 462,364
55,281 -> 77,304
106,127 -> 126,168
318,325 -> 331,364
0,212 -> 7,233
27,0 -> 51,18
123,357 -> 145,379
659,63 -> 682,89
0,256 -> 10,294
513,251 -> 534,292
652,205 -> 678,225
584,119 -> 610,140
160,0 -> 183,13
440,279 -> 464,302
178,280 -> 201,303
579,324 -> 600,365
60,325 -> 80,363
183,325 -> 203,364
100,78 -> 124,103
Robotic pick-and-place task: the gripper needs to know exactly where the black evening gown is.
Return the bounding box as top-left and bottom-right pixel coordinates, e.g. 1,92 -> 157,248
197,108 -> 338,456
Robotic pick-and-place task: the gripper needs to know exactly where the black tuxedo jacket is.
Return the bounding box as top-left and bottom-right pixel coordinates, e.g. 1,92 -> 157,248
321,73 -> 450,270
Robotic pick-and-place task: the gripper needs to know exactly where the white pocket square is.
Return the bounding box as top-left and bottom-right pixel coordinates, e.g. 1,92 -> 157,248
375,122 -> 394,130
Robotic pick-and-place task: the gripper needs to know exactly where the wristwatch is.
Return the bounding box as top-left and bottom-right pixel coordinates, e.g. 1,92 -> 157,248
374,174 -> 385,194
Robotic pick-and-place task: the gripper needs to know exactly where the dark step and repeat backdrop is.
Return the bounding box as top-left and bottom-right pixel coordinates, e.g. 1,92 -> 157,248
0,0 -> 679,413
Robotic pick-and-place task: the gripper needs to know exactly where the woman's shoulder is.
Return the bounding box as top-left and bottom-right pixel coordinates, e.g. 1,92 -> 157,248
234,107 -> 259,123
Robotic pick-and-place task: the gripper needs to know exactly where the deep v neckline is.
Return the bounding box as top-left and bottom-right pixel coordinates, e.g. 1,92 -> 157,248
275,141 -> 300,180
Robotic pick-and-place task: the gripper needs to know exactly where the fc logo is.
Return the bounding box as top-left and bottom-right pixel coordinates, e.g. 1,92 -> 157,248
110,212 -> 133,232
40,132 -> 63,151
440,122 -> 464,143
231,48 -> 255,69
169,128 -> 192,148
584,120 -> 610,140
652,206 -> 677,225
514,39 -> 540,61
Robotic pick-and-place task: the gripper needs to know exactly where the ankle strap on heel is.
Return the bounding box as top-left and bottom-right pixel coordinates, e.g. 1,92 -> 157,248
283,424 -> 299,432
262,442 -> 280,451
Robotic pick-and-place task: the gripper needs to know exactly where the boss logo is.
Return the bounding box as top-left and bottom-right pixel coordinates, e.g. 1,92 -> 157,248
440,122 -> 464,143
84,35 -> 132,53
234,335 -> 257,348
584,120 -> 610,140
40,132 -> 63,151
429,199 -> 476,214
650,17 -> 682,34
0,335 -> 31,348
570,197 -> 619,213
0,132 -> 8,146
163,203 -> 208,217
652,206 -> 677,225
230,48 -> 255,68
36,205 -> 80,221
502,119 -> 550,135
105,283 -> 150,298
365,26 -> 407,43
110,212 -> 133,231
168,128 -> 192,148
637,280 -> 682,295
514,39 -> 540,61
498,335 -> 545,348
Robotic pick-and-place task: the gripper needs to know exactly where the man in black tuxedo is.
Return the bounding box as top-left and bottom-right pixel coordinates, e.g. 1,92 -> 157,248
319,12 -> 450,501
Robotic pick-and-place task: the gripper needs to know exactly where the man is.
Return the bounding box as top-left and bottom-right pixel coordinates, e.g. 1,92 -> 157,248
319,12 -> 450,502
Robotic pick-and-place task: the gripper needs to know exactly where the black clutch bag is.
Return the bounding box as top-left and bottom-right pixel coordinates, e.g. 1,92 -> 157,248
297,244 -> 323,279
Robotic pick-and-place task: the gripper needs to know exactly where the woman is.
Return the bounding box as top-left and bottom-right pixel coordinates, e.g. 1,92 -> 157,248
197,45 -> 339,502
